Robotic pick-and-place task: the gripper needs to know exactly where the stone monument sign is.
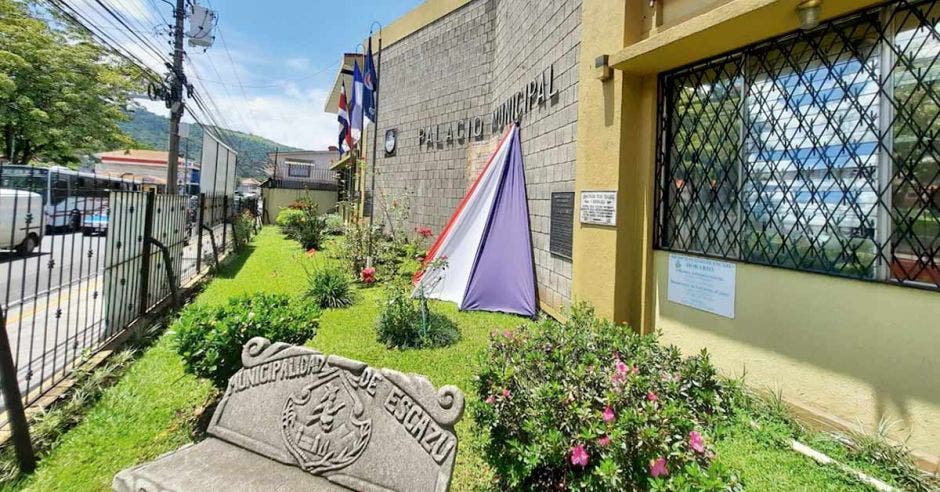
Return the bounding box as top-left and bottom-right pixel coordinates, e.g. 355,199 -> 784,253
113,337 -> 465,491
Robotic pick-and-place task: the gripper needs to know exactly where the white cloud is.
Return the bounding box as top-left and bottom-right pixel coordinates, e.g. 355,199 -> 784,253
70,0 -> 339,151
134,85 -> 337,151
285,57 -> 312,71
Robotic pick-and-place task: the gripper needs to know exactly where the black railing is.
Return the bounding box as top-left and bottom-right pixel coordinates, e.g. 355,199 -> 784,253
0,164 -> 238,433
262,170 -> 339,191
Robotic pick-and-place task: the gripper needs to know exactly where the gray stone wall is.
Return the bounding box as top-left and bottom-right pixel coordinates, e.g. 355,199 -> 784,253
369,0 -> 580,313
490,0 -> 580,310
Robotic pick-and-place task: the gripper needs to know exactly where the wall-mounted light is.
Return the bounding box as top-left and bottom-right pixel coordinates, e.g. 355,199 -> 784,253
797,0 -> 822,30
595,55 -> 612,82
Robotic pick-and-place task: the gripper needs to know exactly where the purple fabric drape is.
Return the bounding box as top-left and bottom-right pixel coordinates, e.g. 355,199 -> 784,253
460,126 -> 536,316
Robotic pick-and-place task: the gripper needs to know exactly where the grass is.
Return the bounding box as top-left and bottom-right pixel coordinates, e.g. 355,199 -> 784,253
9,227 -> 934,491
311,282 -> 523,489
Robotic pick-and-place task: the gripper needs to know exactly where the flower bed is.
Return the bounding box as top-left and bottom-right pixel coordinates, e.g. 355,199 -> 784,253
474,304 -> 738,490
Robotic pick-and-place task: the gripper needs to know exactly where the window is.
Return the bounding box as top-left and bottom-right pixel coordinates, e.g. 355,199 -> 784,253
656,1 -> 940,289
287,162 -> 311,178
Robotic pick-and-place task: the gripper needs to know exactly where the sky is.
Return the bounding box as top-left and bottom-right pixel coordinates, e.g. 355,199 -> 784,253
77,0 -> 424,150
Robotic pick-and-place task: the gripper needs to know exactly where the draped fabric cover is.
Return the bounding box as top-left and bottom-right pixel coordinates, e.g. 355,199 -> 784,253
413,124 -> 536,317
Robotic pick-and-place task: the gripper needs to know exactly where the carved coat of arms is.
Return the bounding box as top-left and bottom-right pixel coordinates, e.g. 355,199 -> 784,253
281,369 -> 372,474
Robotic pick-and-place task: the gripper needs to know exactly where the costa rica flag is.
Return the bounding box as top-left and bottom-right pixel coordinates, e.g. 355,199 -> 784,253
337,80 -> 353,153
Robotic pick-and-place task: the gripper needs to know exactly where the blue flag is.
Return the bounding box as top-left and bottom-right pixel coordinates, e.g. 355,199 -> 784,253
364,38 -> 378,123
350,61 -> 364,142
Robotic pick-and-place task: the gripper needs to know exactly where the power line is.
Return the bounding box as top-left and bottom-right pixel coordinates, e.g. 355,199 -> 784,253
90,0 -> 170,67
44,0 -> 163,83
189,60 -> 339,89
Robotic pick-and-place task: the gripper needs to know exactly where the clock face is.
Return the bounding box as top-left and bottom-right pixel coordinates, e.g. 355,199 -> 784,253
384,129 -> 397,155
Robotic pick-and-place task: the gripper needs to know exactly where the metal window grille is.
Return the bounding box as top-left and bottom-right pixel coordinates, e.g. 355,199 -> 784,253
287,163 -> 311,178
655,0 -> 940,290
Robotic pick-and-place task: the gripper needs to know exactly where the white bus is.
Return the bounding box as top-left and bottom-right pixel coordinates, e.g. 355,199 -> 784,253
0,165 -> 137,233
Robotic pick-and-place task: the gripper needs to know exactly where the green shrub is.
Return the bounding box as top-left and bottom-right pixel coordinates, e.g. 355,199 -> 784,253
233,210 -> 256,251
324,213 -> 344,235
337,219 -> 383,276
473,303 -> 737,491
174,294 -> 320,387
306,265 -> 354,308
275,205 -> 326,250
376,283 -> 458,349
276,208 -> 305,238
294,213 -> 327,250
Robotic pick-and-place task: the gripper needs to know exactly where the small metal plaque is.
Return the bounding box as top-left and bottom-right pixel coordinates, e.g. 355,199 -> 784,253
550,192 -> 574,259
580,191 -> 617,226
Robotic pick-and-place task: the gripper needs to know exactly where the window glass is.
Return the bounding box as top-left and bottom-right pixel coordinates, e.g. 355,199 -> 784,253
51,178 -> 69,205
656,3 -> 940,289
742,22 -> 881,276
891,3 -> 940,285
287,163 -> 311,178
662,59 -> 743,258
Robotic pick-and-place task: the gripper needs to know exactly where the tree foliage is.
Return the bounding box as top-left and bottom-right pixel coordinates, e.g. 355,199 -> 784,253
0,0 -> 142,164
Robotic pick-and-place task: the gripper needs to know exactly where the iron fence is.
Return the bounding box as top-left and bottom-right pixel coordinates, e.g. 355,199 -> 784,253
0,163 -> 237,430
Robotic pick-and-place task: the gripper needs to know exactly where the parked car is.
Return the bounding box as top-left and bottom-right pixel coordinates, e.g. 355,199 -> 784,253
0,188 -> 45,254
81,205 -> 109,236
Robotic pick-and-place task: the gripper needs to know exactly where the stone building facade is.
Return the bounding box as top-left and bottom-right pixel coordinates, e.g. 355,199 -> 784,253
366,0 -> 581,314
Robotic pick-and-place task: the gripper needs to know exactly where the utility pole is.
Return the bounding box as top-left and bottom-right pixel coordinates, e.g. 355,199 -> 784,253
166,0 -> 186,195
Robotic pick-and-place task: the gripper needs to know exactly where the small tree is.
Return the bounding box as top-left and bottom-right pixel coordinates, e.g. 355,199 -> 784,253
0,0 -> 142,164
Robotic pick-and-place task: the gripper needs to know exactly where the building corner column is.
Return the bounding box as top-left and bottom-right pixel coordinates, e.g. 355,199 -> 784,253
571,0 -> 655,331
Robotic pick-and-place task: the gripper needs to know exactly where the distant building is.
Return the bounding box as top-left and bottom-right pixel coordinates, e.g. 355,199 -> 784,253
264,150 -> 337,188
260,150 -> 339,224
236,177 -> 260,196
96,149 -> 199,193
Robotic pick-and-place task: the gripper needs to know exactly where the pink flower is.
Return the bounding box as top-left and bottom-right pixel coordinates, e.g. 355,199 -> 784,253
415,226 -> 434,238
602,406 -> 615,423
570,444 -> 589,467
502,388 -> 511,398
503,330 -> 512,339
361,267 -> 376,284
646,391 -> 658,402
689,430 -> 706,454
615,359 -> 628,376
649,457 -> 668,477
598,435 -> 611,447
484,395 -> 495,405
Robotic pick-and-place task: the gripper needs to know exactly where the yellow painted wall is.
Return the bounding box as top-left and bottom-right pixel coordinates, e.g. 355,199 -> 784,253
570,0 -> 940,469
261,189 -> 338,224
571,1 -> 629,324
382,0 -> 472,48
653,251 -> 940,465
612,0 -> 884,74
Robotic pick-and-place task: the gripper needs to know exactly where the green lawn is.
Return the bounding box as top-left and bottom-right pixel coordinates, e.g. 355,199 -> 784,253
10,227 -> 926,491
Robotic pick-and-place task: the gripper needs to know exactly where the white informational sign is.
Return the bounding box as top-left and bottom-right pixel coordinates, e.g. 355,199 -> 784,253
580,191 -> 617,226
667,254 -> 736,319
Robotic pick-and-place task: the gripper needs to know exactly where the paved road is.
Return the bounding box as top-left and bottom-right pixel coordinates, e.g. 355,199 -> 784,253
0,223 -> 229,414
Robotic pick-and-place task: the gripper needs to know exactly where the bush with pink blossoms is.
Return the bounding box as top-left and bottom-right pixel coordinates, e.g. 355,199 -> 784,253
473,303 -> 740,491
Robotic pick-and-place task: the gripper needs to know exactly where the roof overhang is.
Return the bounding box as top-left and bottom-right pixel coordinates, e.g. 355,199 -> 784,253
324,53 -> 364,114
329,153 -> 355,171
609,0 -> 881,75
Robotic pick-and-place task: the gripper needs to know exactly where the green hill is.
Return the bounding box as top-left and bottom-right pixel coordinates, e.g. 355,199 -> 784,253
118,108 -> 303,178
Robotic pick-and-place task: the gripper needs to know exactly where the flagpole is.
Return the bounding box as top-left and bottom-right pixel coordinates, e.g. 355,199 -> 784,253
367,23 -> 382,259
